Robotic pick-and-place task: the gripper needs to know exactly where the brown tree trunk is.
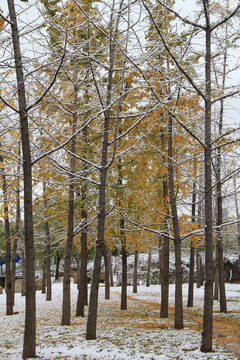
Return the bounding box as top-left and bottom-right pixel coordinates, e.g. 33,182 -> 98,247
187,163 -> 196,308
43,182 -> 52,301
76,124 -> 89,316
215,38 -> 227,313
1,158 -> 13,316
214,247 -> 219,300
146,250 -> 151,287
201,5 -> 214,350
104,245 -> 110,300
12,165 -> 20,306
120,218 -> 127,310
86,0 -> 124,340
21,242 -> 26,297
61,64 -> 78,325
196,250 -> 200,288
160,176 -> 169,318
55,253 -> 61,281
76,207 -> 88,316
45,218 -> 52,301
7,2 -> 36,357
42,249 -> 46,294
133,250 -> 138,293
108,249 -> 114,287
167,111 -> 183,329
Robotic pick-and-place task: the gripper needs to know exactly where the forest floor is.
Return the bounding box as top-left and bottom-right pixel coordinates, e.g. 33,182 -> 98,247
0,281 -> 240,359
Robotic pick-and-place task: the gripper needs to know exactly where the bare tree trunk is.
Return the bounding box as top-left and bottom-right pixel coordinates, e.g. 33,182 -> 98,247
61,60 -> 78,325
55,253 -> 61,281
76,207 -> 88,316
42,182 -> 52,301
12,161 -> 20,306
42,248 -> 46,294
233,175 -> 240,262
21,241 -> 26,297
187,160 -> 197,308
120,218 -> 127,310
86,0 -> 125,340
7,2 -> 36,357
168,111 -> 183,329
146,250 -> 151,287
214,248 -> 219,300
201,4 -> 214,350
160,176 -> 169,318
76,124 -> 89,316
1,157 -> 13,316
104,246 -> 110,300
45,217 -> 52,301
214,26 -> 228,314
108,249 -> 114,287
133,250 -> 138,293
196,249 -> 201,288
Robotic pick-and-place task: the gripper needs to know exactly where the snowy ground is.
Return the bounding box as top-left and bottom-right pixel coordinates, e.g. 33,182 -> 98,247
0,281 -> 240,360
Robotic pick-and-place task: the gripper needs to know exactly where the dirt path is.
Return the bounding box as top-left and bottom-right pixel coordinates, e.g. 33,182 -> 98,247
127,295 -> 240,359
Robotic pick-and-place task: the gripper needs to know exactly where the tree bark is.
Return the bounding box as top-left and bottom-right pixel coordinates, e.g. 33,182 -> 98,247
86,0 -> 124,340
133,250 -> 138,293
160,176 -> 169,318
55,253 -> 61,281
43,182 -> 52,301
187,162 -> 196,308
61,61 -> 78,325
7,1 -> 36,357
76,124 -> 89,316
168,110 -> 183,329
146,250 -> 151,287
120,217 -> 127,310
108,249 -> 114,287
21,241 -> 26,297
1,158 -> 13,315
104,245 -> 110,300
201,4 -> 214,350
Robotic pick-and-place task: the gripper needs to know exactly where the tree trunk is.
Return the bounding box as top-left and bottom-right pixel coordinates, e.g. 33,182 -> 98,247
12,165 -> 20,306
86,75 -> 110,341
196,250 -> 201,288
76,209 -> 88,316
214,247 -> 219,300
55,253 -> 61,281
104,246 -> 110,300
133,250 -> 138,293
43,182 -> 52,301
86,1 -> 123,339
45,219 -> 52,301
233,175 -> 240,262
1,158 -> 13,316
61,65 -> 78,325
167,110 -> 183,329
76,124 -> 89,316
215,37 -> 227,313
146,250 -> 151,287
120,217 -> 127,310
160,176 -> 169,318
42,249 -> 46,294
201,7 -> 214,351
108,249 -> 114,287
187,165 -> 196,308
21,241 -> 26,297
7,1 -> 36,357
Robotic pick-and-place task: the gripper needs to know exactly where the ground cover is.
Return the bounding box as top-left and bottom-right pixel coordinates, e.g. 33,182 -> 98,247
0,281 -> 239,359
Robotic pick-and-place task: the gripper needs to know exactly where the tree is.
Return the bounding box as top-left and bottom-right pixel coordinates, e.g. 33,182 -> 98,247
142,0 -> 240,351
6,1 -> 36,356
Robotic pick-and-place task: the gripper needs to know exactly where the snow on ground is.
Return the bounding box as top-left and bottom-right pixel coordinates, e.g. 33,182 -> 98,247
0,281 -> 240,359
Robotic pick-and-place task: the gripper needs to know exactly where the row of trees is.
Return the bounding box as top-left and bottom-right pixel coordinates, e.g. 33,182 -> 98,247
0,0 -> 240,358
